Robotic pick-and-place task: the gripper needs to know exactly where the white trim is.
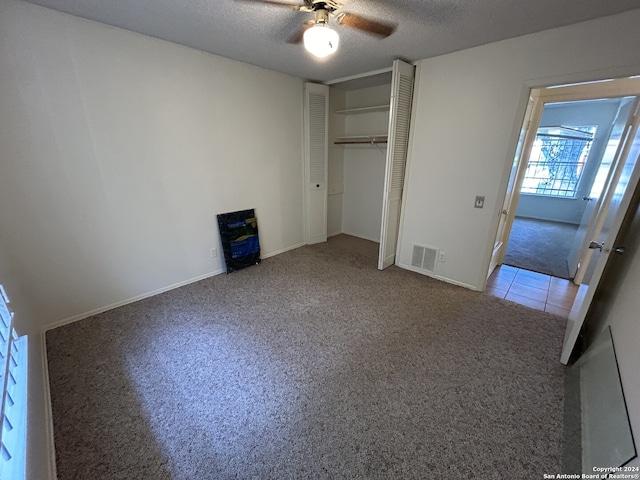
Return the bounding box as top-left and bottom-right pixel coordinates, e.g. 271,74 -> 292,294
261,243 -> 305,259
397,263 -> 479,291
537,76 -> 640,103
524,66 -> 640,92
327,231 -> 342,238
37,243 -> 304,478
43,244 -> 306,332
514,214 -> 580,226
325,67 -> 393,86
340,231 -> 380,244
43,269 -> 224,331
39,333 -> 57,480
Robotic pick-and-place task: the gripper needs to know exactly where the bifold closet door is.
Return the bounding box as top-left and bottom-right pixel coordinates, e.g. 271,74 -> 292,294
304,83 -> 329,245
378,60 -> 415,270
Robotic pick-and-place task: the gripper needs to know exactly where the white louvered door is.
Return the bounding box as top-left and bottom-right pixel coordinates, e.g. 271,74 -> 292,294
378,60 -> 415,270
304,83 -> 329,245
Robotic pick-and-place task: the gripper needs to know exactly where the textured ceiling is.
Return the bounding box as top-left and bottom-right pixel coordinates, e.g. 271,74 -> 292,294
20,0 -> 640,83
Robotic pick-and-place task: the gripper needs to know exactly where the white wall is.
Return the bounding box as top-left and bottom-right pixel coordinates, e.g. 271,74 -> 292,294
340,84 -> 390,242
342,148 -> 387,241
603,259 -> 640,470
582,186 -> 640,469
399,9 -> 640,290
0,3 -> 305,477
0,0 -> 305,330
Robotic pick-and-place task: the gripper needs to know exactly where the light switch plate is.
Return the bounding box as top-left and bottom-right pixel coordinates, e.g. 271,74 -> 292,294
475,196 -> 485,208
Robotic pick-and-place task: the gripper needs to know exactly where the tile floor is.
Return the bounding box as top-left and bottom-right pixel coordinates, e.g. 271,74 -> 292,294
486,265 -> 579,318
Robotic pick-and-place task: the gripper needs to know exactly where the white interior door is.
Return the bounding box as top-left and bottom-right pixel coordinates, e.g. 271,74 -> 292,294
561,97 -> 640,364
489,94 -> 538,276
567,97 -> 636,278
378,60 -> 415,270
304,83 -> 329,245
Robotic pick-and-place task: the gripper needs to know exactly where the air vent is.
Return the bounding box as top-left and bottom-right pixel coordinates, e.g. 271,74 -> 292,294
411,243 -> 438,273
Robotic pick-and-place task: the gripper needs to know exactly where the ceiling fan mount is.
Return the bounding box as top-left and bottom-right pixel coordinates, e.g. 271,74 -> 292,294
298,1 -> 341,14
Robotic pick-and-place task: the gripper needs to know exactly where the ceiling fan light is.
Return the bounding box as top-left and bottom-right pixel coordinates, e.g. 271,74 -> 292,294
303,24 -> 339,58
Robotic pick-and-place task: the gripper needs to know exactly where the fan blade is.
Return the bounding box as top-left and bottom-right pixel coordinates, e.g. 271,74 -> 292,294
287,22 -> 313,44
336,13 -> 396,38
236,0 -> 305,10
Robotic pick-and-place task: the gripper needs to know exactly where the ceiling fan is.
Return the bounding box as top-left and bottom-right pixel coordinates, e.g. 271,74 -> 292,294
239,0 -> 396,58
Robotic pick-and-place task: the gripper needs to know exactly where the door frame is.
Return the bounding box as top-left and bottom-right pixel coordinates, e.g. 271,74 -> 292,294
488,75 -> 640,364
490,77 -> 640,281
488,93 -> 541,275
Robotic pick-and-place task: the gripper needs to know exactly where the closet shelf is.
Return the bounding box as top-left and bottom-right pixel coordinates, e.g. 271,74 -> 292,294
334,135 -> 388,145
334,105 -> 390,115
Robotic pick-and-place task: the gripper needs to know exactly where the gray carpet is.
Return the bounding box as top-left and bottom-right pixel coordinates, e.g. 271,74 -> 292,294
328,233 -> 379,260
504,217 -> 579,279
47,242 -> 567,479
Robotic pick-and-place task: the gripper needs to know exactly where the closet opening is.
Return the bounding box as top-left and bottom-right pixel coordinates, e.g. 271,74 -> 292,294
324,61 -> 415,268
327,78 -> 389,264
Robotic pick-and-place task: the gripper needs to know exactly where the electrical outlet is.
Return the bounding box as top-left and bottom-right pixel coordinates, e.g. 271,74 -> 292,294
439,252 -> 446,263
210,247 -> 218,259
474,196 -> 485,208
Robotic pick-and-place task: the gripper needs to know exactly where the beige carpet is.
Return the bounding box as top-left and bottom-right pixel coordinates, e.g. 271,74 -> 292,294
328,233 -> 379,260
47,241 -> 567,479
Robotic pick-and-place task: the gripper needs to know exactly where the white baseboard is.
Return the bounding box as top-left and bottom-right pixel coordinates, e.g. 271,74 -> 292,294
43,269 -> 225,332
43,243 -> 306,332
397,263 -> 479,291
40,332 -> 57,480
262,242 -> 305,259
514,215 -> 579,226
339,231 -> 381,244
38,242 -> 306,478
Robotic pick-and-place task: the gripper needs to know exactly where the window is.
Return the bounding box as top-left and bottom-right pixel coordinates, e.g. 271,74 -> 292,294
521,125 -> 597,198
0,286 -> 27,480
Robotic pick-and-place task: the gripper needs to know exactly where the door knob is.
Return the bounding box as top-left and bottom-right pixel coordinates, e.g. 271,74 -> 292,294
588,241 -> 603,251
583,196 -> 592,201
589,241 -> 614,254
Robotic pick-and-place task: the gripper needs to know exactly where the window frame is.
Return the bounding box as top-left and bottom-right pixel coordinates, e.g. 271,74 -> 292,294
520,125 -> 597,199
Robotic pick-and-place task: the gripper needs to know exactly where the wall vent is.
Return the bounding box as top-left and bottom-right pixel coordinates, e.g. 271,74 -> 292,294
411,243 -> 438,273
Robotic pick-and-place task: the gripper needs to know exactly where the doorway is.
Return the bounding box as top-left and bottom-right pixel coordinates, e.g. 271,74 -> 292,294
487,75 -> 640,363
503,97 -> 625,279
324,60 -> 415,269
491,78 -> 640,283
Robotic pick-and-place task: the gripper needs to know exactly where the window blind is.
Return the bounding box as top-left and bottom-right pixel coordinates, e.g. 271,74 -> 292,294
0,286 -> 27,480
